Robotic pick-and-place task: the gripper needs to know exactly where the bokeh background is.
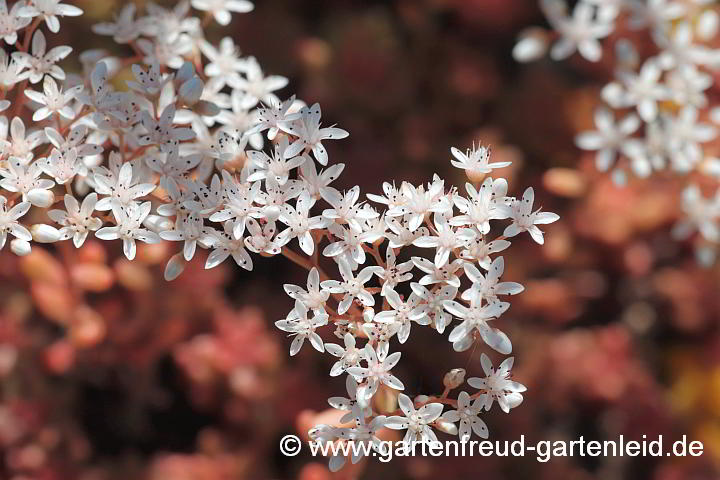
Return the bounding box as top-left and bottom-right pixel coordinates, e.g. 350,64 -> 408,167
1,1 -> 720,479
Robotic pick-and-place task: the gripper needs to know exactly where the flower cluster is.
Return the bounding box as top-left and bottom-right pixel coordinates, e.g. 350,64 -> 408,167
0,0 -> 559,471
514,0 -> 720,264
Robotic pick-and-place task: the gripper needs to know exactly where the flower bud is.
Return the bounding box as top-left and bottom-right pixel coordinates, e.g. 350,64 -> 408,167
443,368 -> 466,389
194,100 -> 220,117
27,188 -> 54,208
164,253 -> 186,281
435,417 -> 458,435
179,77 -> 204,105
30,224 -> 61,243
144,214 -> 173,232
175,61 -> 195,85
10,238 -> 31,256
512,28 -> 548,62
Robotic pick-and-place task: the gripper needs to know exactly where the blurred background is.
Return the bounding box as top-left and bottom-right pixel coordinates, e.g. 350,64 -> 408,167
1,0 -> 720,479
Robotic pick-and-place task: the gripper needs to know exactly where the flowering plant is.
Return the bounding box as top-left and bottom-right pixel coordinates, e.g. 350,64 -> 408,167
0,0 -> 559,470
514,0 -> 720,264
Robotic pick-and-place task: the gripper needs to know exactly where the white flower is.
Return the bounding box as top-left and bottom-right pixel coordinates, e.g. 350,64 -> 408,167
360,320 -> 400,361
666,64 -> 712,108
450,178 -> 509,234
457,229 -> 511,269
385,393 -> 444,445
204,223 -> 254,270
24,75 -> 81,121
275,300 -> 328,356
411,256 -> 464,287
413,212 -> 461,268
655,21 -> 713,69
0,157 -> 55,202
243,217 -> 282,255
374,246 -> 413,295
95,201 -> 161,260
501,187 -> 560,245
255,176 -> 302,221
246,136 -> 306,185
0,49 -> 26,88
0,0 -> 31,45
231,56 -> 287,108
215,89 -> 262,147
0,117 -> 44,160
138,104 -> 196,158
441,391 -> 488,441
0,197 -> 31,249
322,223 -> 367,267
467,354 -> 526,413
575,107 -> 642,172
281,103 -> 349,166
208,169 -> 263,239
275,193 -> 327,255
191,0 -> 253,26
47,193 -> 102,247
445,297 -> 511,353
44,125 -> 103,158
159,211 -> 206,261
322,186 -> 378,231
462,256 -> 524,305
199,36 -> 246,87
298,159 -> 345,201
385,216 -> 429,248
247,95 -> 301,140
373,287 -> 429,343
328,375 -> 371,424
672,184 -> 719,242
346,344 -> 404,402
93,159 -> 156,211
450,143 -> 511,176
320,259 -> 382,315
92,3 -> 146,44
136,35 -> 194,70
629,0 -> 686,31
663,106 -> 717,171
544,0 -> 615,62
410,283 -> 457,334
37,147 -> 83,184
12,30 -> 72,83
17,0 -> 82,33
325,333 -> 366,376
604,59 -> 670,122
386,176 -> 451,231
367,181 -> 409,211
283,267 -> 330,313
126,62 -> 170,97
346,415 -> 388,460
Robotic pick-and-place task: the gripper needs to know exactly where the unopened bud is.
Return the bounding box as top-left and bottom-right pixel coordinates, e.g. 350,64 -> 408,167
175,61 -> 195,85
194,100 -> 220,117
30,224 -> 61,243
512,28 -> 548,62
144,214 -> 173,232
179,77 -> 204,105
27,188 -> 54,208
10,238 -> 31,256
164,253 -> 186,281
435,417 -> 458,435
443,368 -> 466,389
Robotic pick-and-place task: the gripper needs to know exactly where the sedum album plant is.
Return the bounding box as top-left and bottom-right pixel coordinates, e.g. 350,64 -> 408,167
0,0 -> 558,470
513,0 -> 720,265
